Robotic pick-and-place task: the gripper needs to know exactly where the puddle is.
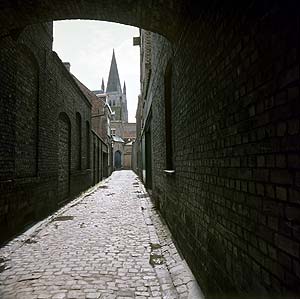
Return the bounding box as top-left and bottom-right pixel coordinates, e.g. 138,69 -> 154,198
18,273 -> 41,282
106,193 -> 115,196
150,243 -> 161,250
53,216 -> 74,221
138,194 -> 149,198
24,238 -> 37,244
149,242 -> 164,266
149,253 -> 164,266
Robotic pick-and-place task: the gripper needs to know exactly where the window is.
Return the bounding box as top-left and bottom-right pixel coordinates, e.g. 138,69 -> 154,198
76,112 -> 82,170
111,128 -> 116,136
15,46 -> 39,178
164,61 -> 173,170
58,112 -> 71,199
86,121 -> 90,168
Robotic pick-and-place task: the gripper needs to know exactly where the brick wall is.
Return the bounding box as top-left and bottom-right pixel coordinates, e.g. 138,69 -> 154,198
142,4 -> 300,299
92,130 -> 109,183
91,97 -> 106,141
0,23 -> 94,244
15,46 -> 39,178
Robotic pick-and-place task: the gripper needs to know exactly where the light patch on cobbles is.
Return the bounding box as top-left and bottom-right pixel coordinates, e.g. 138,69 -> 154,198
0,171 -> 203,299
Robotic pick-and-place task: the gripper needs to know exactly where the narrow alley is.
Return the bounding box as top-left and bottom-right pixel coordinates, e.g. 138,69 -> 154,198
0,171 -> 202,299
1,2 -> 299,298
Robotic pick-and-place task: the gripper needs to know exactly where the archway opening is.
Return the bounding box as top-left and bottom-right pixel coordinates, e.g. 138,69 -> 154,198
114,150 -> 122,169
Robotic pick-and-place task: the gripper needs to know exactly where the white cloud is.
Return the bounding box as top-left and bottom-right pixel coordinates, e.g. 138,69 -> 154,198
53,20 -> 140,122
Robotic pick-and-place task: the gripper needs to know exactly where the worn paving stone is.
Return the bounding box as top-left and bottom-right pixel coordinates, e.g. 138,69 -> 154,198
0,171 -> 203,298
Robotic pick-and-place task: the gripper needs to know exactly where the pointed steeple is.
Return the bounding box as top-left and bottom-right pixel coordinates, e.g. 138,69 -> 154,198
123,81 -> 126,95
101,78 -> 105,92
106,49 -> 121,93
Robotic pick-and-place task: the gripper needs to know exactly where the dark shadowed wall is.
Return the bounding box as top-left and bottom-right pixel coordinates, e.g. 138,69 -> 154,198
140,3 -> 300,299
0,23 -> 93,244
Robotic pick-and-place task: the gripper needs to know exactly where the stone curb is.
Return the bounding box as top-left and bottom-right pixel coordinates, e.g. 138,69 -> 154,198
137,177 -> 205,299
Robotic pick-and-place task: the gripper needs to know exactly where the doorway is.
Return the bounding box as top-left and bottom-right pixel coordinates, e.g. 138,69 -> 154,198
114,150 -> 122,169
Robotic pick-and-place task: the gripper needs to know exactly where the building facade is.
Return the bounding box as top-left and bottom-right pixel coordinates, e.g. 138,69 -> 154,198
94,50 -> 136,170
135,13 -> 300,297
74,75 -> 113,178
0,22 -> 110,244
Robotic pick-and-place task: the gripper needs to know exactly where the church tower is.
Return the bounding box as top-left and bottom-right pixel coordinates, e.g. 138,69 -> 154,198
106,50 -> 128,123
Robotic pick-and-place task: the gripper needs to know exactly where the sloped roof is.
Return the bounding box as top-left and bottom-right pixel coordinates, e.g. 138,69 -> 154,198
93,89 -> 105,95
112,135 -> 125,143
72,75 -> 104,105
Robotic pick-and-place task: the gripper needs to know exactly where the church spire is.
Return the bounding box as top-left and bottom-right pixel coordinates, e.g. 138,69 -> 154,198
106,49 -> 121,93
123,81 -> 126,95
101,78 -> 105,92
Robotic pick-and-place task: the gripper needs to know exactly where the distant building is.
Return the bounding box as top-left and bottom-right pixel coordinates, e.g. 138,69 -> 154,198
93,50 -> 136,170
73,75 -> 113,177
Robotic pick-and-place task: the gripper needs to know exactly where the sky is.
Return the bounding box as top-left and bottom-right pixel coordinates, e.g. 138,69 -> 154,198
53,20 -> 140,123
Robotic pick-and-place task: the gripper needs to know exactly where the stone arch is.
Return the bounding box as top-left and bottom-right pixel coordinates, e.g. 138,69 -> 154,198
15,44 -> 39,178
58,112 -> 71,200
0,0 -> 189,41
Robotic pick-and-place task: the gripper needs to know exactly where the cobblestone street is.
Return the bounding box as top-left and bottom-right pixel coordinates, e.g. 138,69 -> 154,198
0,171 -> 202,299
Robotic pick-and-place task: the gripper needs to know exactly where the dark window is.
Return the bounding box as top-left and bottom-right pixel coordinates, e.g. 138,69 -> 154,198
86,121 -> 90,168
76,112 -> 82,170
15,46 -> 39,178
164,61 -> 173,170
58,112 -> 71,199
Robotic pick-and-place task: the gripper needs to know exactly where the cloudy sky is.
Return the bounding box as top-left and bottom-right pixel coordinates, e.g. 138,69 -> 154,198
53,20 -> 140,123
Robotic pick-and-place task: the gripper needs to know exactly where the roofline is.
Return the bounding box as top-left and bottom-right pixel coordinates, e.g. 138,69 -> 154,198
52,51 -> 92,108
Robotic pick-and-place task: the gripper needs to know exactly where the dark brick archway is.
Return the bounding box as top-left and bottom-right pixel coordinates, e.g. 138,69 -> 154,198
0,1 -> 299,298
0,0 -> 189,40
0,1 -> 296,41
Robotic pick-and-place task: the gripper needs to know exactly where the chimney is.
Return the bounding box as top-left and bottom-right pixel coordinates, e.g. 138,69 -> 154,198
63,62 -> 71,72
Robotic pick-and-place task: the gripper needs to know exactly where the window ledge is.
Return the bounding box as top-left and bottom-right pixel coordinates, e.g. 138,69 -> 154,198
163,169 -> 175,176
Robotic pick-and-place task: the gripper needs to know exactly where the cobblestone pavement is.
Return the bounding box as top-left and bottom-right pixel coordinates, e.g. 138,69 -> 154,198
0,171 -> 204,299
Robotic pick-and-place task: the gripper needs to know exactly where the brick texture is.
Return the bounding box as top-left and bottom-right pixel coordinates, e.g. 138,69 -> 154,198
0,1 -> 299,299
139,3 -> 300,299
0,23 -> 96,244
